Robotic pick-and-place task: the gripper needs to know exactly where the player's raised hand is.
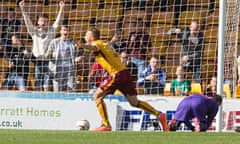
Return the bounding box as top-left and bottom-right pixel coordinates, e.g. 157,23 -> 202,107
19,0 -> 25,11
75,42 -> 82,49
59,1 -> 65,9
75,56 -> 84,62
130,35 -> 136,42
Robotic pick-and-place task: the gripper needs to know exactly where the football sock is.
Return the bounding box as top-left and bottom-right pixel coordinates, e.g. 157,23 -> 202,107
137,100 -> 159,117
96,100 -> 110,127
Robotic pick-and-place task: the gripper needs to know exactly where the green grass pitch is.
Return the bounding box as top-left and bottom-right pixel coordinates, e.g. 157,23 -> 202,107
0,129 -> 240,144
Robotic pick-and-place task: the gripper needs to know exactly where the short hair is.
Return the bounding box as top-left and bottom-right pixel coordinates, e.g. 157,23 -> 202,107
11,33 -> 22,40
177,65 -> 185,71
60,25 -> 69,30
212,94 -> 223,105
133,18 -> 144,25
38,13 -> 49,19
90,27 -> 100,40
150,56 -> 158,61
7,7 -> 15,12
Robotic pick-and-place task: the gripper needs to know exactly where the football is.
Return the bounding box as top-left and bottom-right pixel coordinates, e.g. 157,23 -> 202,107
75,119 -> 90,130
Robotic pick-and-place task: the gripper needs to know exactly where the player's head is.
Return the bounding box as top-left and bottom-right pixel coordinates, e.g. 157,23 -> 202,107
189,20 -> 200,35
210,75 -> 217,87
113,29 -> 124,41
7,8 -> 15,20
176,65 -> 185,77
60,25 -> 69,41
134,18 -> 144,32
85,27 -> 100,43
11,33 -> 22,46
120,51 -> 128,65
37,13 -> 49,30
149,56 -> 159,71
212,94 -> 223,106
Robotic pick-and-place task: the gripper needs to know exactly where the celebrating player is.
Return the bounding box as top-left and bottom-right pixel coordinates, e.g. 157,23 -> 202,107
77,27 -> 166,131
168,93 -> 222,132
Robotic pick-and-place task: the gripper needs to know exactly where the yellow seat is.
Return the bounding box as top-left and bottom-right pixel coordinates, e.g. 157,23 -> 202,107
191,83 -> 202,94
164,83 -> 171,96
179,11 -> 207,26
114,89 -> 123,95
235,85 -> 240,98
96,4 -> 123,22
203,43 -> 217,60
223,84 -> 231,98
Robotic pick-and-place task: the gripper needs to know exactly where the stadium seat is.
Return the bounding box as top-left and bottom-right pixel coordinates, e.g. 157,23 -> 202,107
151,11 -> 174,24
165,41 -> 181,59
164,59 -> 179,80
204,26 -> 218,43
150,41 -> 168,58
164,83 -> 171,96
201,62 -> 216,79
186,0 -> 210,11
123,9 -> 147,23
96,4 -> 123,22
104,0 -> 123,4
69,24 -> 89,40
150,24 -> 173,41
96,22 -> 119,39
179,11 -> 207,26
191,83 -> 202,94
203,43 -> 217,60
68,4 -> 97,21
223,84 -> 231,98
206,10 -> 219,26
0,58 -> 9,89
235,85 -> 240,98
77,0 -> 99,3
42,5 -> 59,20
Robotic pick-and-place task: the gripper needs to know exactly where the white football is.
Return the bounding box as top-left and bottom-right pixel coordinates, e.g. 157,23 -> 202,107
75,119 -> 90,130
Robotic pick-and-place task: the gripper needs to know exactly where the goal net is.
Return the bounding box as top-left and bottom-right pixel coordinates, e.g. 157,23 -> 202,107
0,0 -> 239,131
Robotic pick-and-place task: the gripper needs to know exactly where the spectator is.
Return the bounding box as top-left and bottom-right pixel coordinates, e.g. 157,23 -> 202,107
114,51 -> 138,95
168,20 -> 204,83
46,25 -> 82,92
168,93 -> 222,132
201,79 -> 208,95
88,61 -> 108,94
2,33 -> 31,91
19,0 -> 65,91
119,51 -> 138,82
0,8 -> 21,57
137,56 -> 167,95
204,75 -> 217,97
109,29 -> 127,53
127,18 -> 151,79
170,65 -> 191,96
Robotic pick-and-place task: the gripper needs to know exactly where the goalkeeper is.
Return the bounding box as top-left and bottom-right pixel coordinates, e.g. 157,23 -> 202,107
77,27 -> 166,131
168,93 -> 222,132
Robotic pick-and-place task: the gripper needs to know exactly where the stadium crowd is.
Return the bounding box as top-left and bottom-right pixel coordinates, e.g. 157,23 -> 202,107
0,0 -> 235,98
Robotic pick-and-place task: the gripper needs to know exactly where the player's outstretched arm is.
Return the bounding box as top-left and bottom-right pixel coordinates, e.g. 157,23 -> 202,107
52,1 -> 64,29
19,0 -> 34,36
75,43 -> 99,52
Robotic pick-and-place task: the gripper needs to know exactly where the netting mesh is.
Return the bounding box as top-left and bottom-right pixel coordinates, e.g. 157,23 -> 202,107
0,0 -> 239,97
